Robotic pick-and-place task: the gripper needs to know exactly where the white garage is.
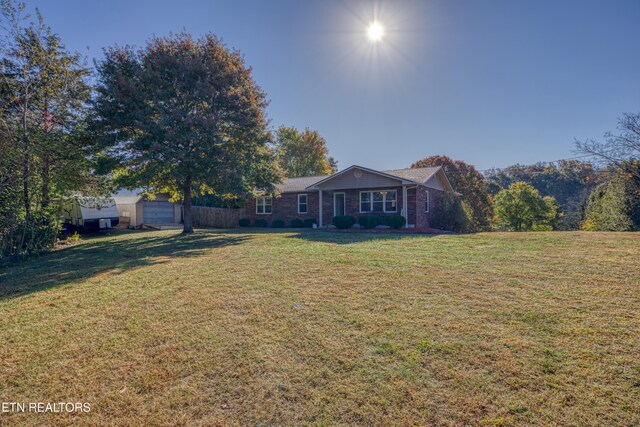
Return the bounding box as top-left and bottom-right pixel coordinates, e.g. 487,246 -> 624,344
113,190 -> 182,228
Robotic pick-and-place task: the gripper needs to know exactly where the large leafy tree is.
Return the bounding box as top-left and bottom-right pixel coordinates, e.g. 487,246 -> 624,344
493,182 -> 558,231
93,33 -> 280,233
32,25 -> 93,208
411,155 -> 492,231
1,0 -> 93,260
274,126 -> 337,178
0,0 -> 92,217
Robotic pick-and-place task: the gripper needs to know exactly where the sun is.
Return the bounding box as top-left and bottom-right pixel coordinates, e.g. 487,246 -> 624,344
367,21 -> 384,42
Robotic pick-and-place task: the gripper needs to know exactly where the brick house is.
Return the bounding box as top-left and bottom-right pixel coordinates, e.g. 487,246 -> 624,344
245,165 -> 455,229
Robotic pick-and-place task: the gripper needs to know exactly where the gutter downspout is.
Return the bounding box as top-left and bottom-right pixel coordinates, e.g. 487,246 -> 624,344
318,189 -> 323,227
402,185 -> 408,228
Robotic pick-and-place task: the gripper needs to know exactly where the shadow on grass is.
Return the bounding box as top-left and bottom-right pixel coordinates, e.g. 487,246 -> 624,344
0,230 -> 248,300
287,229 -> 437,245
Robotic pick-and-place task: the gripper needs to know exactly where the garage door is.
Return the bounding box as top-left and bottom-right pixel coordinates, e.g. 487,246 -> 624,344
143,201 -> 175,224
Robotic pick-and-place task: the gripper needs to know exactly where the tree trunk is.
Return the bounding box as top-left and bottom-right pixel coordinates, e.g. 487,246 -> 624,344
41,99 -> 51,210
41,158 -> 50,210
182,175 -> 194,233
22,102 -> 30,221
22,149 -> 30,220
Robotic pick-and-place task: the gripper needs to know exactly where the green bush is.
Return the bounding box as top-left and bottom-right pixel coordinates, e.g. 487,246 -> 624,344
290,218 -> 304,228
431,192 -> 471,232
272,219 -> 285,228
358,215 -> 382,229
254,219 -> 268,227
238,218 -> 250,227
382,215 -> 406,229
493,182 -> 558,232
302,218 -> 317,228
1,212 -> 60,264
67,231 -> 82,242
332,215 -> 356,229
581,174 -> 636,231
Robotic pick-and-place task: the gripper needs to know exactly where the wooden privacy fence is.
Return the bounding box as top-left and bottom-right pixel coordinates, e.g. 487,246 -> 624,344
190,206 -> 245,228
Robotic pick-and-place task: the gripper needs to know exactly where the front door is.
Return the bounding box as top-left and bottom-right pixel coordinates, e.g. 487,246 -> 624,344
334,193 -> 345,217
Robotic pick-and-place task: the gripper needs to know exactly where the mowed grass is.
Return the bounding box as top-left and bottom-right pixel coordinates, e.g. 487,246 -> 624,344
0,230 -> 639,426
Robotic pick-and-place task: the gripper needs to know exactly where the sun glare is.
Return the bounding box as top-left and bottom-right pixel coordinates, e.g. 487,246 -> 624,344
367,21 -> 384,42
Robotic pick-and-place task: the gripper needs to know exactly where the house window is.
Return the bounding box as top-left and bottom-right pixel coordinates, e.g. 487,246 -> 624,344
298,194 -> 308,214
373,191 -> 384,212
360,190 -> 397,213
256,196 -> 272,214
384,190 -> 397,212
425,191 -> 430,212
360,191 -> 371,212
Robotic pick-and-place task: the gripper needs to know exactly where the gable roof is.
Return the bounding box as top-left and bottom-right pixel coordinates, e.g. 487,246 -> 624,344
112,188 -> 144,204
307,165 -> 417,190
276,165 -> 453,193
384,167 -> 455,192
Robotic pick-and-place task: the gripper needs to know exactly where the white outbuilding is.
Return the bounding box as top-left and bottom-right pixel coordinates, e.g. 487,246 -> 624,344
112,189 -> 182,228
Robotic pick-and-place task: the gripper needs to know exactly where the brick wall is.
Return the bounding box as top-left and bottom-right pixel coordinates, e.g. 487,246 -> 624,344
415,185 -> 444,228
245,192 -> 319,226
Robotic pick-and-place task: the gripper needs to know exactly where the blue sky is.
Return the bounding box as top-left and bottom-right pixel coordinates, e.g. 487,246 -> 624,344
29,0 -> 640,171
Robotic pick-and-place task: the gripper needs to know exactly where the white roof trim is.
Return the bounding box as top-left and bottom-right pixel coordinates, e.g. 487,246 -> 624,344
306,165 -> 417,190
434,167 -> 455,192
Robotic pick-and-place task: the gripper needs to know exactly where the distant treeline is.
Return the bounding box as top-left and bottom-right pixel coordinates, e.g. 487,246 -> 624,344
485,160 -> 598,230
484,163 -> 639,232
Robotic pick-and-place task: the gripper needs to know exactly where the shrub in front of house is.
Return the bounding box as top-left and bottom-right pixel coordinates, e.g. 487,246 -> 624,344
239,218 -> 250,227
254,219 -> 268,227
358,215 -> 382,229
290,218 -> 304,228
303,218 -> 317,228
382,215 -> 406,229
272,219 -> 285,228
333,215 -> 356,229
431,192 -> 471,232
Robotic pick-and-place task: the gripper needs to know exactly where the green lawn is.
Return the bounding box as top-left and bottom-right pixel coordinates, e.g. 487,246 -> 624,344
1,229 -> 639,426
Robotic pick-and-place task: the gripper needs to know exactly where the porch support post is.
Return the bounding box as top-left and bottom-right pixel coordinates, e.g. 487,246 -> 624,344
402,185 -> 408,228
318,189 -> 323,227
